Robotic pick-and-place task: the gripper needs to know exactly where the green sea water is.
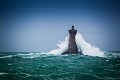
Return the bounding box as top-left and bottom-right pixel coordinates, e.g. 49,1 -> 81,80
0,51 -> 120,80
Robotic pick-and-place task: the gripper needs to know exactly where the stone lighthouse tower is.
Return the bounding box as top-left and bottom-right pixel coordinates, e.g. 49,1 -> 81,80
62,26 -> 82,55
68,26 -> 78,53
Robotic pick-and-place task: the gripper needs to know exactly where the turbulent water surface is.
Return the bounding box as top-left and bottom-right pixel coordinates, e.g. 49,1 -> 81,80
0,51 -> 120,80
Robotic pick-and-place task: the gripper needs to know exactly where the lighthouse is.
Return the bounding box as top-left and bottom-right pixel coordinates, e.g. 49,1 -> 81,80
62,26 -> 82,55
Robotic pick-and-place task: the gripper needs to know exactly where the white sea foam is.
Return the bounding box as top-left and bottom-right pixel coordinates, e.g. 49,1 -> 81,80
0,55 -> 13,59
48,32 -> 104,57
17,52 -> 47,58
0,72 -> 8,75
48,36 -> 69,55
76,33 -> 104,57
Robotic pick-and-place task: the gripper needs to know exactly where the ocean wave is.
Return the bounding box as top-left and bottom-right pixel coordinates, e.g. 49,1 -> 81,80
105,51 -> 120,58
0,52 -> 120,80
0,55 -> 13,59
0,72 -> 8,75
14,51 -> 120,59
48,72 -> 108,80
48,33 -> 104,57
0,51 -> 118,59
17,52 -> 49,59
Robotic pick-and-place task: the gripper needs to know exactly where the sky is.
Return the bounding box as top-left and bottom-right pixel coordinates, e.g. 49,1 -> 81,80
0,0 -> 120,52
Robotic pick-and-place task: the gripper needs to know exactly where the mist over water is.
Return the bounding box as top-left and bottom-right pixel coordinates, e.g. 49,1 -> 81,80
48,33 -> 104,57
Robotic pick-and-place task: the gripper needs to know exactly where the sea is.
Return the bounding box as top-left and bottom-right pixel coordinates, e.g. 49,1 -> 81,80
0,51 -> 120,80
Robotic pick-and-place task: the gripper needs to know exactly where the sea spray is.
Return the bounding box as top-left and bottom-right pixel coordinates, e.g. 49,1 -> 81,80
48,32 -> 104,57
76,33 -> 104,57
48,36 -> 69,55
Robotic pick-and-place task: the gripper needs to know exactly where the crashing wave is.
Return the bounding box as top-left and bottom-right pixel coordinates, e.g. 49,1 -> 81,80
48,32 -> 104,57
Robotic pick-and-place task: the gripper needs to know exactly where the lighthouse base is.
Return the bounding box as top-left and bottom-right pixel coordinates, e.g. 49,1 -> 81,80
62,52 -> 83,55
